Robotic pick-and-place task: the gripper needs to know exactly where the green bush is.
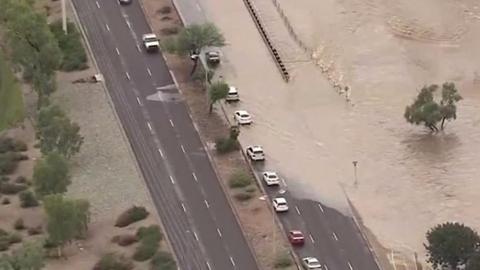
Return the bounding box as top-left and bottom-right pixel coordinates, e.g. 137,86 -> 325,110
234,192 -> 253,202
133,225 -> 163,262
0,176 -> 9,182
27,226 -> 42,236
160,27 -> 179,35
0,137 -> 27,153
14,218 -> 25,230
0,182 -> 27,194
8,233 -> 22,244
0,153 -> 20,175
115,206 -> 149,227
273,253 -> 293,268
150,251 -> 176,270
215,138 -> 239,154
111,234 -> 138,247
19,190 -> 39,208
228,171 -> 252,188
49,20 -> 88,71
158,6 -> 172,14
2,197 -> 10,205
94,253 -> 134,270
15,176 -> 27,184
136,225 -> 163,242
245,186 -> 257,193
0,237 -> 9,251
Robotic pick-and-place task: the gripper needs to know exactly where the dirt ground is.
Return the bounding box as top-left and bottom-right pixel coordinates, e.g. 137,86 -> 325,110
141,0 -> 297,269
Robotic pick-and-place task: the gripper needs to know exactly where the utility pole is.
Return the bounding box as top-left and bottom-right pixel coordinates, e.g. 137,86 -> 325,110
61,0 -> 68,34
352,161 -> 358,187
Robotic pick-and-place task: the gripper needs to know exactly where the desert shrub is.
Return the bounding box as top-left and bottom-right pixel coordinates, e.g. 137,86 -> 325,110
150,251 -> 176,270
2,197 -> 10,204
132,240 -> 159,261
228,171 -> 252,188
273,253 -> 293,268
27,225 -> 42,236
0,238 -> 9,251
111,234 -> 138,247
0,176 -> 9,182
160,16 -> 172,21
0,153 -> 20,175
0,137 -> 27,153
115,206 -> 149,227
136,225 -> 163,242
14,218 -> 25,230
15,176 -> 27,184
49,20 -> 88,71
8,233 -> 22,244
234,192 -> 253,201
215,137 -> 239,154
19,190 -> 39,208
0,182 -> 27,194
158,6 -> 172,14
160,27 -> 179,35
245,186 -> 256,193
94,253 -> 134,270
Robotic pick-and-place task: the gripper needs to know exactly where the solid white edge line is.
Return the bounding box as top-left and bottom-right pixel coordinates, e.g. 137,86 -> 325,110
96,1 -> 100,8
295,206 -> 301,215
147,68 -> 152,76
136,97 -> 142,105
136,44 -> 141,52
204,200 -> 210,208
105,24 -> 110,32
206,261 -> 212,270
126,20 -> 132,29
169,175 -> 175,184
181,203 -> 186,212
169,70 -> 179,87
181,144 -> 186,153
216,228 -> 222,238
318,203 -> 325,212
115,48 -> 120,55
324,264 -> 329,270
230,256 -> 235,267
193,231 -> 199,241
169,119 -> 174,127
309,234 -> 315,243
158,148 -> 164,158
332,232 -> 338,241
147,122 -> 153,131
348,261 -> 354,270
192,172 -> 198,182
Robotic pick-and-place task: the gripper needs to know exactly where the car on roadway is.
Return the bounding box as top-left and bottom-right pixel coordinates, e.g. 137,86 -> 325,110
206,51 -> 220,64
288,230 -> 305,246
273,197 -> 289,212
142,33 -> 160,52
234,110 -> 252,125
226,86 -> 240,102
246,146 -> 264,161
263,171 -> 280,186
301,257 -> 322,269
118,0 -> 132,5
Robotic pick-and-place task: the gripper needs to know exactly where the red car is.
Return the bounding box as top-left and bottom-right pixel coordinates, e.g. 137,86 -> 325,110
288,230 -> 305,246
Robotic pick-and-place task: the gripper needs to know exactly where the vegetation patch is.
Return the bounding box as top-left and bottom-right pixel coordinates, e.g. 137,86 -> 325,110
228,170 -> 252,188
49,20 -> 88,71
19,190 -> 39,208
132,225 -> 162,262
111,234 -> 138,247
150,251 -> 177,270
234,192 -> 253,202
115,206 -> 149,227
0,182 -> 28,195
273,252 -> 293,268
94,253 -> 134,270
0,52 -> 25,132
0,137 -> 28,153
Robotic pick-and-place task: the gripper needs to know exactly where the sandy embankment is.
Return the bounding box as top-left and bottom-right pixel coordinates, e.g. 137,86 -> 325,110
199,0 -> 480,264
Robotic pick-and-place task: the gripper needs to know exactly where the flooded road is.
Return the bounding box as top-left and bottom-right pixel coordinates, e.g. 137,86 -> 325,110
203,0 -> 480,263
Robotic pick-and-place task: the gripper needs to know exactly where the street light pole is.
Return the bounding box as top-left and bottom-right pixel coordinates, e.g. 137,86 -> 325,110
61,0 -> 68,34
352,161 -> 358,187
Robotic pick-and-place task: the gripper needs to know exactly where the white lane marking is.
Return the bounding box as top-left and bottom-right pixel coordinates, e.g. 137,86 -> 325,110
216,228 -> 222,238
180,144 -> 186,153
318,203 -> 324,213
332,232 -> 338,241
181,203 -> 186,212
193,231 -> 199,241
136,97 -> 142,106
147,122 -> 153,131
115,48 -> 120,55
147,68 -> 152,76
295,206 -> 301,215
105,24 -> 110,32
204,200 -> 210,208
192,172 -> 198,182
324,264 -> 329,270
126,20 -> 132,30
169,175 -> 175,184
169,119 -> 174,127
136,44 -> 141,52
95,1 -> 100,8
348,262 -> 353,270
309,234 -> 315,243
169,70 -> 179,87
158,148 -> 164,158
196,3 -> 202,10
125,72 -> 131,80
229,257 -> 236,267
206,261 -> 212,270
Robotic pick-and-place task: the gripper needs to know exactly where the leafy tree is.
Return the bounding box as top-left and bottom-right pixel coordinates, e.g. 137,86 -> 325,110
43,195 -> 90,257
424,222 -> 480,269
0,241 -> 45,270
208,81 -> 229,113
162,23 -> 225,75
36,105 -> 83,158
467,251 -> 480,270
33,152 -> 70,198
0,0 -> 61,105
404,82 -> 462,132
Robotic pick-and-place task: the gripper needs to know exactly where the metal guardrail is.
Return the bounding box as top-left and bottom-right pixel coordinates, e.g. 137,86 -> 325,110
241,0 -> 291,82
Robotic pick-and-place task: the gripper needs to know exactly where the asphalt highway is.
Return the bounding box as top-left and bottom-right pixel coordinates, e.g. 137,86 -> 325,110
70,0 -> 259,269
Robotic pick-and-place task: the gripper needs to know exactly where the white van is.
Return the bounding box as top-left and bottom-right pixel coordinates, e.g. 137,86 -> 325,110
226,86 -> 240,102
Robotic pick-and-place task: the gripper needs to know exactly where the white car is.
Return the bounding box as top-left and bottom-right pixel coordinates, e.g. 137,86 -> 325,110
225,86 -> 240,102
142,33 -> 160,52
263,171 -> 280,186
234,110 -> 252,125
246,146 -> 264,161
301,257 -> 322,269
273,198 -> 289,212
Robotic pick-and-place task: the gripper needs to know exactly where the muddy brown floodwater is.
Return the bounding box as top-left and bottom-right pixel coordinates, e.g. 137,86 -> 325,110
202,0 -> 480,265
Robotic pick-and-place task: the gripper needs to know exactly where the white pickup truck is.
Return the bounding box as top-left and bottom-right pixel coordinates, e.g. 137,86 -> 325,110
142,33 -> 160,52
